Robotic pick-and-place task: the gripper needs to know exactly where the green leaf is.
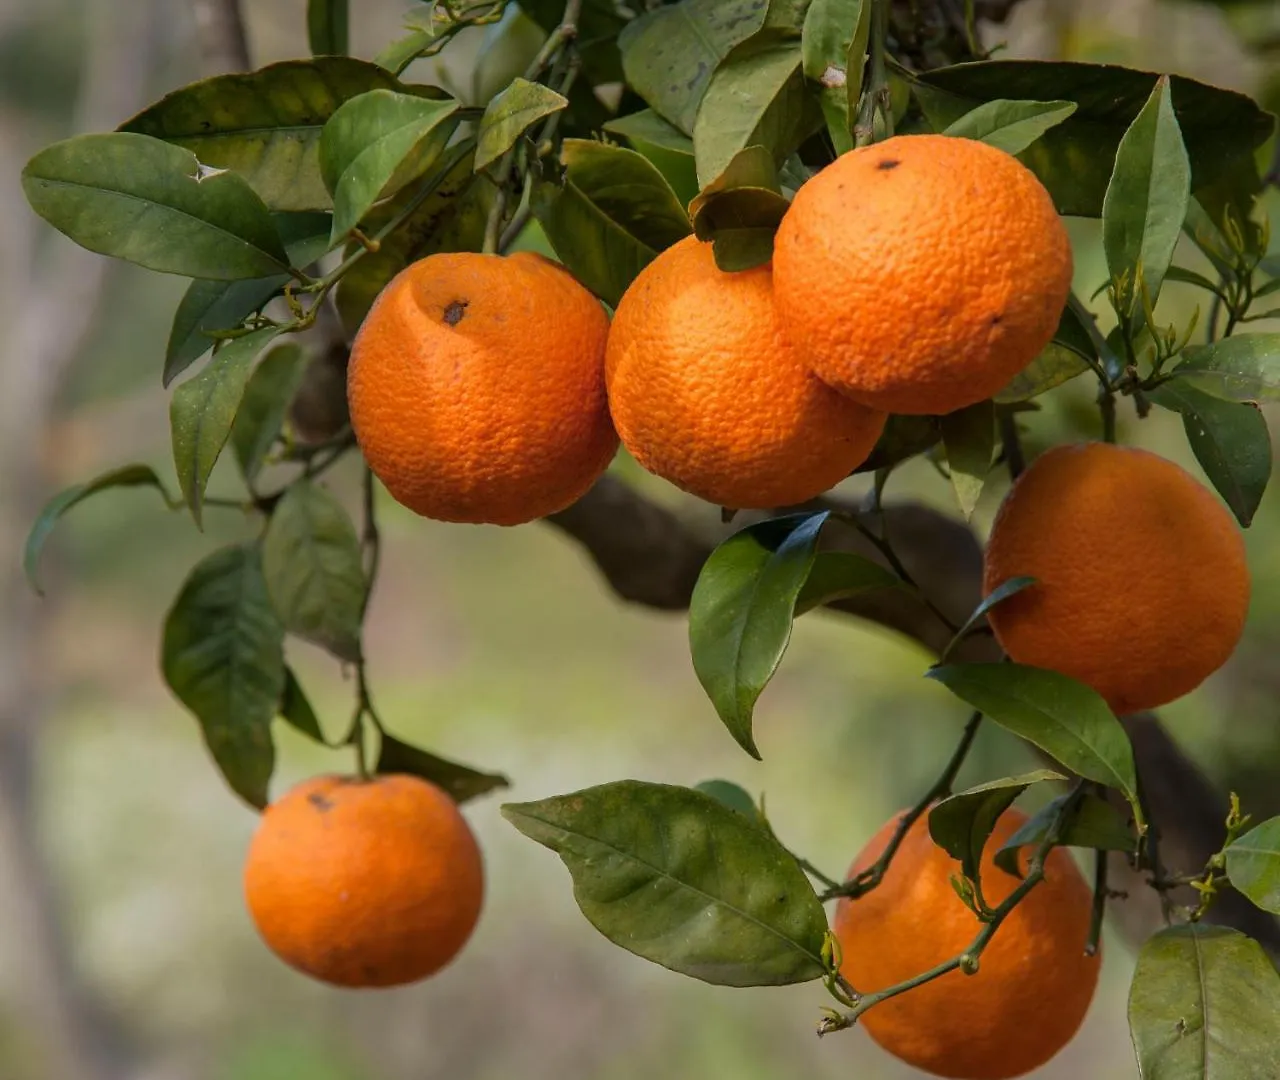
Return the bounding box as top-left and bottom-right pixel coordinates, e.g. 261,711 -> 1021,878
517,0 -> 628,85
693,779 -> 761,820
690,513 -> 830,758
603,109 -> 699,207
165,277 -> 287,388
927,662 -> 1142,828
260,480 -> 366,662
502,780 -> 829,986
793,552 -> 899,615
230,343 -> 313,482
619,0 -> 769,135
25,465 -> 177,596
475,77 -> 568,171
377,732 -> 509,804
950,576 -> 1036,649
334,149 -> 491,333
307,0 -> 348,55
1164,264 -> 1228,296
928,771 -> 1064,887
558,139 -> 691,252
687,145 -> 789,271
22,133 -> 290,280
1225,817 -> 1280,914
279,667 -> 325,742
993,792 -> 1137,878
1102,76 -> 1191,321
1129,924 -> 1280,1078
694,36 -> 818,189
161,543 -> 284,809
170,326 -> 283,526
854,414 -> 942,473
319,90 -> 460,242
994,302 -> 1095,403
940,400 -> 994,519
120,58 -> 411,211
1148,380 -> 1271,528
942,99 -> 1077,155
802,0 -> 869,156
913,61 -> 1274,217
1173,335 -> 1280,403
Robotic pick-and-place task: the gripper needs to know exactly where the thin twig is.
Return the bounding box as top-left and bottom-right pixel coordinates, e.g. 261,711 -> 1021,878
1087,844 -> 1108,956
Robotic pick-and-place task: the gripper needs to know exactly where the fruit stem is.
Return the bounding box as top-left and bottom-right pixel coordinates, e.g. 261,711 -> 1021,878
347,466 -> 386,784
820,710 -> 983,901
817,781 -> 1087,1037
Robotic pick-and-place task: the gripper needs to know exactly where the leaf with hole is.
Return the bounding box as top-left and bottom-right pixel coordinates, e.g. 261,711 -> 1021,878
1128,924 -> 1280,1078
927,662 -> 1142,828
378,732 -> 509,804
170,326 -> 283,526
1225,817 -> 1280,915
928,771 -> 1064,888
1148,380 -> 1271,527
261,480 -> 366,662
25,465 -> 178,596
993,792 -> 1137,878
161,543 -> 284,809
801,0 -> 869,156
23,133 -> 290,280
474,78 -> 567,171
319,90 -> 460,242
502,780 -> 828,985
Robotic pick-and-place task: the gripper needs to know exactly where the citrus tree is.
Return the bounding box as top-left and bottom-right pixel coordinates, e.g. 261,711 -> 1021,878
18,0 -> 1280,1076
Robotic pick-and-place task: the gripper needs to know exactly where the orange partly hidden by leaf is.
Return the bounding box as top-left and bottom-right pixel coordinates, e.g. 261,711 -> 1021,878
606,235 -> 886,509
773,134 -> 1072,416
243,773 -> 483,988
347,251 -> 617,525
834,807 -> 1099,1079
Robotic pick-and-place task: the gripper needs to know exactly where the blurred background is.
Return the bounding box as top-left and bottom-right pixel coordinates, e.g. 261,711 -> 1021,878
2,1 -> 1279,1078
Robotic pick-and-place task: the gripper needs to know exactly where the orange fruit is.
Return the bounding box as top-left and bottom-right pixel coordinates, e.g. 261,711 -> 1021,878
772,135 -> 1072,416
347,251 -> 617,525
605,236 -> 886,508
983,442 -> 1250,715
834,807 -> 1099,1079
243,773 -> 483,988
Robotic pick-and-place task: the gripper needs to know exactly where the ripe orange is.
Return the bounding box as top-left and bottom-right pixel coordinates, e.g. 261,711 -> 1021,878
243,773 -> 483,988
772,135 -> 1072,416
983,442 -> 1250,715
834,807 -> 1099,1079
347,251 -> 617,525
605,236 -> 886,508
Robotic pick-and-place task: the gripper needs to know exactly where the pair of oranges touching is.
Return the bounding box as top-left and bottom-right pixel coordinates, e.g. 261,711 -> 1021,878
241,133 -> 1252,1080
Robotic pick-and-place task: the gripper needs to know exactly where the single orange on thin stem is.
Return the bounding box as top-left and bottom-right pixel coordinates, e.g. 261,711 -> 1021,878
834,807 -> 1099,1079
243,773 -> 484,988
347,251 -> 617,526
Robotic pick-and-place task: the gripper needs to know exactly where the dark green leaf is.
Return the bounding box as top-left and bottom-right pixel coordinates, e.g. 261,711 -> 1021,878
120,58 -> 411,211
1183,196 -> 1238,278
25,465 -> 177,596
603,109 -> 700,206
475,77 -> 567,171
689,513 -> 829,758
1102,76 -> 1191,320
307,0 -> 348,55
261,480 -> 366,662
694,36 -> 818,188
334,149 -> 491,333
502,780 -> 829,985
793,552 -> 899,614
378,732 -> 509,804
558,139 -> 691,252
914,61 -> 1274,217
693,779 -> 761,820
853,415 -> 942,473
993,792 -> 1137,878
619,0 -> 768,135
1173,335 -> 1280,403
230,343 -> 312,482
279,667 -> 325,742
927,662 -> 1142,827
928,771 -> 1063,886
942,99 -> 1077,155
691,185 -> 790,271
940,399 -> 994,519
1164,264 -> 1228,296
1148,380 -> 1271,527
1129,924 -> 1280,1078
1225,817 -> 1280,914
801,0 -> 869,156
23,133 -> 289,279
994,302 -> 1095,403
170,326 -> 283,526
319,90 -> 460,242
951,576 -> 1036,648
165,276 -> 288,388
161,543 -> 284,809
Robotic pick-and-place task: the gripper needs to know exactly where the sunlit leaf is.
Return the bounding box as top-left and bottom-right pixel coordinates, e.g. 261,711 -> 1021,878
474,77 -> 567,171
